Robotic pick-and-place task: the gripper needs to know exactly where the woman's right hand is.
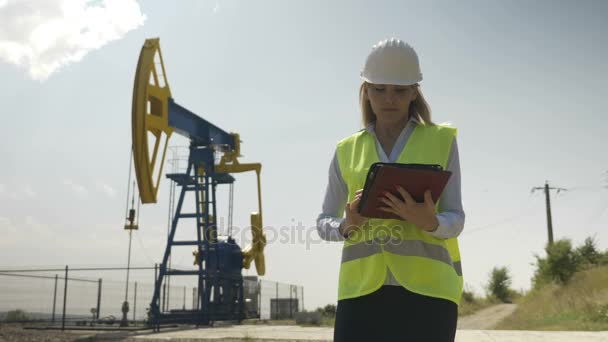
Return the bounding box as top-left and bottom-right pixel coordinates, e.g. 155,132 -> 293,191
340,189 -> 369,238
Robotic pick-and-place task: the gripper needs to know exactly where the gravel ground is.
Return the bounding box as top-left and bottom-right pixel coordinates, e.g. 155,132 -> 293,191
0,323 -> 97,342
4,321 -> 608,342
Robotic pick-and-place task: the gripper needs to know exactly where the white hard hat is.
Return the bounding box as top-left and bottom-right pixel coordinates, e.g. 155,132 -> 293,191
360,38 -> 423,86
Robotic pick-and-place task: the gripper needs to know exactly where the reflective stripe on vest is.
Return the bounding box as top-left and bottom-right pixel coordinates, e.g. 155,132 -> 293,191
341,238 -> 463,277
336,122 -> 464,305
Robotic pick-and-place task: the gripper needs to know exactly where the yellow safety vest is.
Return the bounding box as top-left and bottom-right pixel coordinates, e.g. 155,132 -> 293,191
336,122 -> 463,305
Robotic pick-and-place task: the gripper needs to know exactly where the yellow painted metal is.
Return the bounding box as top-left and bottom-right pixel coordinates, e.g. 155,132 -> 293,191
243,212 -> 266,275
132,38 -> 174,204
216,133 -> 266,276
191,154 -> 266,276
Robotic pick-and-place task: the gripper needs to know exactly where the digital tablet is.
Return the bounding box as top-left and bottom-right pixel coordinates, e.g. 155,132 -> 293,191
357,163 -> 452,219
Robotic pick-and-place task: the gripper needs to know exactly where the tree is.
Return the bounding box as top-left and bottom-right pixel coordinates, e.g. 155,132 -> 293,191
601,250 -> 608,266
315,304 -> 336,317
487,266 -> 512,303
576,237 -> 601,267
533,239 -> 579,288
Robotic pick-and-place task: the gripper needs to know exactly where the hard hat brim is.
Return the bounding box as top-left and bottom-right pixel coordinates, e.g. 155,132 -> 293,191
360,73 -> 422,86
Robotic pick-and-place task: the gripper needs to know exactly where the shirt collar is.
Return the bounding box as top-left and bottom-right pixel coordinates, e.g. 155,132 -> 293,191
364,115 -> 420,135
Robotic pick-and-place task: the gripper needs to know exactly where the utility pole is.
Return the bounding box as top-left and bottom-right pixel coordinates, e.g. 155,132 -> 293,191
532,181 -> 567,246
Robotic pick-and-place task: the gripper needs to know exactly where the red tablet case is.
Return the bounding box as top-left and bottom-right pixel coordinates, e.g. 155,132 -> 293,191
358,163 -> 452,220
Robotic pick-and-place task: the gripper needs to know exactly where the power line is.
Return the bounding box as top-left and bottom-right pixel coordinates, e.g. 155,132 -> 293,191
462,181 -> 595,238
461,208 -> 539,236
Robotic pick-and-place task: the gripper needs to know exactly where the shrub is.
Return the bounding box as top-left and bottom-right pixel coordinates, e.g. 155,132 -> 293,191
601,251 -> 608,266
5,309 -> 30,322
576,237 -> 602,268
487,266 -> 512,303
585,303 -> 608,323
462,289 -> 475,304
315,304 -> 336,318
533,239 -> 579,288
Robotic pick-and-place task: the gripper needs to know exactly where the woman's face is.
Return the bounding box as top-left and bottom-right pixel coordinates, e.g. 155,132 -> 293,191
365,83 -> 417,124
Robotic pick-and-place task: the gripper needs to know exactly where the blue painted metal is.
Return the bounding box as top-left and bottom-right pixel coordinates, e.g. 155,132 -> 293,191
147,100 -> 245,327
168,98 -> 236,149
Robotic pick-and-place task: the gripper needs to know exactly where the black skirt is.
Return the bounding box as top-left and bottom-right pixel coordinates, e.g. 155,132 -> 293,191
333,285 -> 458,342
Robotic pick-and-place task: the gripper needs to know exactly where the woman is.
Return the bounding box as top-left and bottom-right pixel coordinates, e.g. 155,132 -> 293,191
317,38 -> 465,341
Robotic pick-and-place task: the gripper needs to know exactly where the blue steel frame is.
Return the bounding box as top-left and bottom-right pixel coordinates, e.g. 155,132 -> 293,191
168,98 -> 236,151
148,98 -> 244,328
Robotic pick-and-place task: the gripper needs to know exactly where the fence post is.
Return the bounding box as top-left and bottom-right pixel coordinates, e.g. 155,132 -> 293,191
154,263 -> 158,309
183,286 -> 186,310
62,265 -> 68,331
162,283 -> 167,312
96,278 -> 102,320
51,274 -> 58,323
192,287 -> 196,309
289,284 -> 293,318
302,287 -> 304,312
133,282 -> 137,324
275,282 -> 278,320
167,273 -> 171,311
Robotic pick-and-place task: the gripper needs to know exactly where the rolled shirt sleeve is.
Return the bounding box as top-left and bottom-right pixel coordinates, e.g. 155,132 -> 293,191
426,138 -> 465,239
316,149 -> 348,241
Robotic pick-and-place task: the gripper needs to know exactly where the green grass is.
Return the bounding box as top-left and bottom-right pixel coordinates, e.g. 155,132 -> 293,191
458,294 -> 502,317
495,266 -> 608,331
320,315 -> 335,327
295,315 -> 335,327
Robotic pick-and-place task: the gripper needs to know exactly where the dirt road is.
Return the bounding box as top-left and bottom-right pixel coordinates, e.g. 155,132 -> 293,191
458,304 -> 518,330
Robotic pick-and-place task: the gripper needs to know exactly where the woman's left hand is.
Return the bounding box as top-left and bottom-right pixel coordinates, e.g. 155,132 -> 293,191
380,186 -> 439,232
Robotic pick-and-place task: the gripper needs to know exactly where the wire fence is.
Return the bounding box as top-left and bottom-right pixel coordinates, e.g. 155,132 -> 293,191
0,265 -> 304,326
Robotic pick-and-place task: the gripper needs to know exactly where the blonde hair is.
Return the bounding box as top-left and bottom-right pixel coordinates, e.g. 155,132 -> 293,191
359,82 -> 434,127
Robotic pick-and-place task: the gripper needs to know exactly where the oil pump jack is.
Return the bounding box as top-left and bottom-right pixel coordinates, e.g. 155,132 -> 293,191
129,38 -> 266,326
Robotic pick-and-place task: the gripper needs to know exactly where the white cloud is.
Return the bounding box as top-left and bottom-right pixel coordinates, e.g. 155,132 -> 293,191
0,0 -> 146,81
63,179 -> 87,196
213,1 -> 220,13
96,182 -> 116,198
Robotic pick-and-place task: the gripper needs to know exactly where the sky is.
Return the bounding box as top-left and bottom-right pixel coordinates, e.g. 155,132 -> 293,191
1,0 -> 607,312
